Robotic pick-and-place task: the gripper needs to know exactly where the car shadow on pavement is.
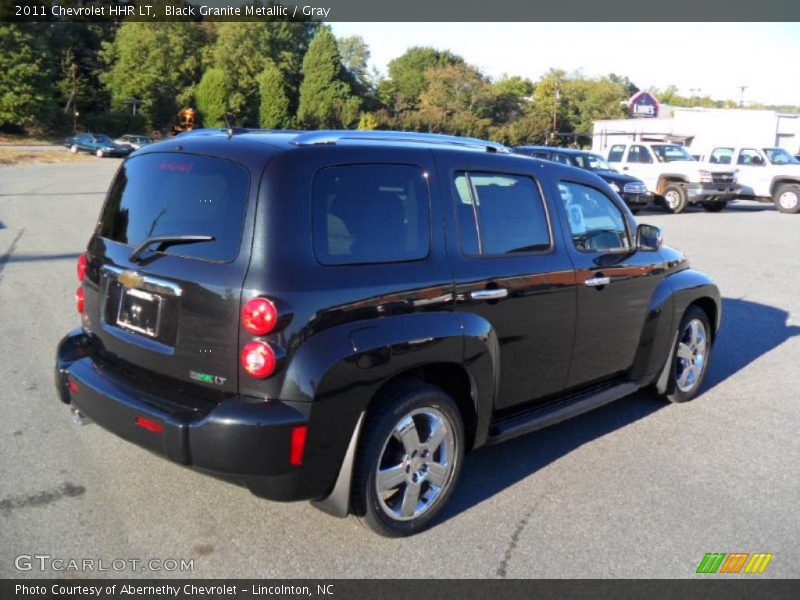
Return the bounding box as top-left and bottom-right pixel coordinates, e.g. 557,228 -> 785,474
440,297 -> 799,523
704,297 -> 800,390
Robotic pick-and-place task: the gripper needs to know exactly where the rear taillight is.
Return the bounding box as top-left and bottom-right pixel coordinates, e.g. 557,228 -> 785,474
75,286 -> 84,314
76,254 -> 86,282
241,341 -> 276,378
135,416 -> 163,433
241,297 -> 278,335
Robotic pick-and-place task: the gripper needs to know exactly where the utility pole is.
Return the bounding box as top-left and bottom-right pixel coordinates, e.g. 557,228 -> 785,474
738,85 -> 748,107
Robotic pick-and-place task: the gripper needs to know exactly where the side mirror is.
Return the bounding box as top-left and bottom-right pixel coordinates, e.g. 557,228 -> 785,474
636,223 -> 663,251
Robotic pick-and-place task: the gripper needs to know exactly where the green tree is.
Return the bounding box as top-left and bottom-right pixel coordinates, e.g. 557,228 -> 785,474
410,63 -> 492,138
195,68 -> 229,128
258,61 -> 291,128
100,22 -> 206,130
379,47 -> 464,112
297,27 -> 361,128
0,24 -> 56,130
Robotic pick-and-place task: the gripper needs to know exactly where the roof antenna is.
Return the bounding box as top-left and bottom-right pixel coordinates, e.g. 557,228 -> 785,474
223,114 -> 233,139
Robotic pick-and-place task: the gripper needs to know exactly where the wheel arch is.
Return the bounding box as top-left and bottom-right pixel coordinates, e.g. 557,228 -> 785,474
769,177 -> 800,197
657,174 -> 689,195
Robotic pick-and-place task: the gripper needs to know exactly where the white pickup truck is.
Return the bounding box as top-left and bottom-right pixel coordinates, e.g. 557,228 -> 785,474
703,146 -> 800,214
606,142 -> 739,213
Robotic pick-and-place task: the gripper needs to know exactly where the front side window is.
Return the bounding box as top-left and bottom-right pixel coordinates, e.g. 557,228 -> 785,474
557,181 -> 630,252
312,164 -> 430,265
628,145 -> 653,164
608,145 -> 625,162
572,153 -> 612,171
738,148 -> 765,166
454,172 -> 550,256
709,148 -> 734,165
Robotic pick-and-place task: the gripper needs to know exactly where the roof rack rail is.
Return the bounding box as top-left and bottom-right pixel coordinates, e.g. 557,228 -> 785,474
291,130 -> 510,153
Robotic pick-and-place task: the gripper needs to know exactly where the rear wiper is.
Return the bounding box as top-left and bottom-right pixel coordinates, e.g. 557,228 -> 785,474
129,235 -> 214,263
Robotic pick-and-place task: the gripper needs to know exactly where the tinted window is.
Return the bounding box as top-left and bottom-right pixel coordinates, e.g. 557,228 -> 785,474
312,165 -> 430,265
557,181 -> 630,252
454,172 -> 550,255
608,145 -> 625,162
99,153 -> 249,262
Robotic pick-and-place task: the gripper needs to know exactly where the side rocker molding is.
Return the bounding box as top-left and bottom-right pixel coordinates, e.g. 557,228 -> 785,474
310,411 -> 365,518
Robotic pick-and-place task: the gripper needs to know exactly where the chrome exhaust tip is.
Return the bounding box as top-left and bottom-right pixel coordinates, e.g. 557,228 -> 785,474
70,406 -> 91,426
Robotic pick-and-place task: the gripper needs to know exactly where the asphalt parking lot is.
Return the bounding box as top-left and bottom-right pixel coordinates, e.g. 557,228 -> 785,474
1,160 -> 798,578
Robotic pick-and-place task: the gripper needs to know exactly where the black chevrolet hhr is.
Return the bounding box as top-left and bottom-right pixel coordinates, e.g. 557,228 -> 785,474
515,145 -> 653,212
56,130 -> 720,536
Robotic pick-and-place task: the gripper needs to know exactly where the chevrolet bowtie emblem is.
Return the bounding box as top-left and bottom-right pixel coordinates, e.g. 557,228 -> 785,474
118,270 -> 144,289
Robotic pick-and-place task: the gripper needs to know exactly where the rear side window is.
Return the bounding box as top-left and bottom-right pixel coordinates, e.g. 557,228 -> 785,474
98,154 -> 249,262
454,172 -> 550,256
608,145 -> 625,162
312,164 -> 430,265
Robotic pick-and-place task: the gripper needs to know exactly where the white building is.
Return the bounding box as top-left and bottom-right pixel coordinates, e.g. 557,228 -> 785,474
592,107 -> 800,159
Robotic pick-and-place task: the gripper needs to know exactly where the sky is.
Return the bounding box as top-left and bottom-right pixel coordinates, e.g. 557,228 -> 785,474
329,22 -> 800,106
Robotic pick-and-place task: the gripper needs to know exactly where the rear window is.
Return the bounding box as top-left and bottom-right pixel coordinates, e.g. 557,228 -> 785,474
98,154 -> 249,262
312,164 -> 430,265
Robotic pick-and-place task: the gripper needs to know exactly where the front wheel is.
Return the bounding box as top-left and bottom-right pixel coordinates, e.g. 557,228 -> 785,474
351,380 -> 464,537
702,200 -> 727,212
662,306 -> 713,403
774,183 -> 800,214
662,183 -> 688,214
69,145 -> 78,154
95,149 -> 104,158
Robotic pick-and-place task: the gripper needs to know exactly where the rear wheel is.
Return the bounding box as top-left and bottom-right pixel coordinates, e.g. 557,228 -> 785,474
69,145 -> 78,154
774,183 -> 800,214
702,200 -> 727,212
662,306 -> 713,403
351,380 -> 464,537
662,183 -> 688,214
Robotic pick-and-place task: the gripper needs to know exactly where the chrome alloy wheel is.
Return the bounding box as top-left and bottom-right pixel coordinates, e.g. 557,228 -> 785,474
664,189 -> 681,210
375,407 -> 456,521
675,318 -> 708,392
778,190 -> 799,210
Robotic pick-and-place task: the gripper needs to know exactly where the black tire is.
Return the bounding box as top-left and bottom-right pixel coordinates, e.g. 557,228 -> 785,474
662,183 -> 688,214
702,201 -> 727,212
96,149 -> 104,158
662,306 -> 713,403
773,183 -> 800,214
351,379 -> 465,537
630,207 -> 640,215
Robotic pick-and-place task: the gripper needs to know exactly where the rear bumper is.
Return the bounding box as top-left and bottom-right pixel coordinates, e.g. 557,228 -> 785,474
55,329 -> 317,502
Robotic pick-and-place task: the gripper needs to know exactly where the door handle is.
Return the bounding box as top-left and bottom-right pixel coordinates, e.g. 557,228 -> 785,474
585,276 -> 611,287
470,288 -> 508,301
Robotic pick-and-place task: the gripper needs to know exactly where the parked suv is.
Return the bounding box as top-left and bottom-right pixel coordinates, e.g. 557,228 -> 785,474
514,145 -> 652,212
55,130 -> 721,536
606,141 -> 738,213
704,146 -> 800,214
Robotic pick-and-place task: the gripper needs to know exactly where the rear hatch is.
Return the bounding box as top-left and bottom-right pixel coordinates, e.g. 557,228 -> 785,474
83,152 -> 254,398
